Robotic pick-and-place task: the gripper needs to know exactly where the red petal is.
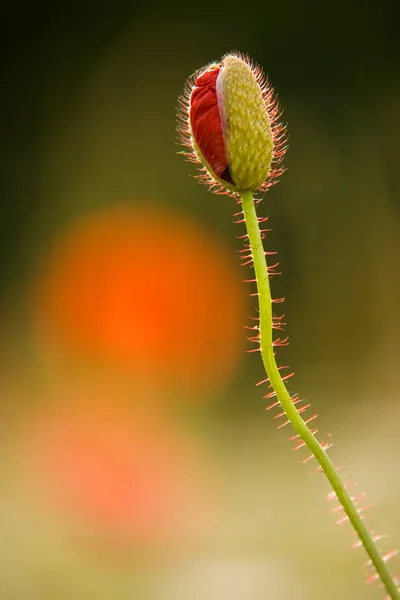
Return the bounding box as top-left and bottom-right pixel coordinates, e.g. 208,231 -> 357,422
190,68 -> 228,179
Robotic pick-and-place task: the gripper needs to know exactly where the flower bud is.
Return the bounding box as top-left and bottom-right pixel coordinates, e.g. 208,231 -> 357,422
178,52 -> 287,196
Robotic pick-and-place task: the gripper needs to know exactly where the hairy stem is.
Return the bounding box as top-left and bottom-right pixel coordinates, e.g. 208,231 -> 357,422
240,189 -> 399,599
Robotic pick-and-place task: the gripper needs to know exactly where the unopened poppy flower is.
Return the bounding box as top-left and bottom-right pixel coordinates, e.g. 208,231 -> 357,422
178,52 -> 287,196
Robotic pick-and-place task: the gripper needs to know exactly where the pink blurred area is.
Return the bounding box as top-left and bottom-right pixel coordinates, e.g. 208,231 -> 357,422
17,398 -> 216,549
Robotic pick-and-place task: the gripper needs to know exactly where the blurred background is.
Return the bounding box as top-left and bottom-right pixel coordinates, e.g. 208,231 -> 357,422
1,1 -> 400,598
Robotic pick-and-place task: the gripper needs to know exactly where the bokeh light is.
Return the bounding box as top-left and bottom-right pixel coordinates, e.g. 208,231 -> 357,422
33,203 -> 244,399
18,399 -> 216,549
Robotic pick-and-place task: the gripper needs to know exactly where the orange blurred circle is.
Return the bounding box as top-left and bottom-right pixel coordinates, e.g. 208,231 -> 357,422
34,203 -> 244,395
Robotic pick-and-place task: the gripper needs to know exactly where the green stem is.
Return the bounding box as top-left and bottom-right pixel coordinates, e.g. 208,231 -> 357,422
240,189 -> 399,600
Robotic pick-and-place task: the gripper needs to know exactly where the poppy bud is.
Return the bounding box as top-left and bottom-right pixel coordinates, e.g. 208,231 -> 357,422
178,52 -> 287,196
